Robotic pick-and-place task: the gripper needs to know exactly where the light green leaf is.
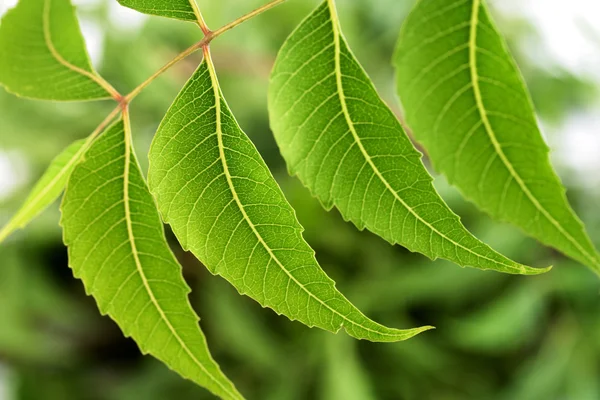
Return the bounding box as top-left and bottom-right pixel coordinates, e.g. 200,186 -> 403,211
0,0 -> 114,101
0,139 -> 85,244
267,0 -> 548,275
148,48 -> 430,342
60,118 -> 243,400
117,0 -> 198,22
394,0 -> 600,273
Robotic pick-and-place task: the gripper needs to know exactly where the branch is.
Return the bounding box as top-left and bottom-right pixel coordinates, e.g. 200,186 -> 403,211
209,0 -> 287,39
124,0 -> 289,103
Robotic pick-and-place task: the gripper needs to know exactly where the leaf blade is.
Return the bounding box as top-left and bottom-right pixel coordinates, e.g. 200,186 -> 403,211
268,0 -> 548,275
60,118 -> 243,400
117,0 -> 197,22
148,48 -> 431,342
0,0 -> 113,100
0,139 -> 85,244
394,0 -> 600,272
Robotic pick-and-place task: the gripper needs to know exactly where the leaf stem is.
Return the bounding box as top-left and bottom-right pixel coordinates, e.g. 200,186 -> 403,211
209,0 -> 288,39
81,105 -> 123,152
124,0 -> 288,103
188,0 -> 211,35
124,41 -> 204,103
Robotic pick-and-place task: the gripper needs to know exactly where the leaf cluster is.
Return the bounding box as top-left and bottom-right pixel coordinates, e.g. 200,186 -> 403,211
1,0 -> 598,398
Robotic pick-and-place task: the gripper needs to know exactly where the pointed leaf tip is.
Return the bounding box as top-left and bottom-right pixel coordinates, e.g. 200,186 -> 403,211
394,0 -> 600,273
267,0 -> 546,276
148,48 -> 424,343
61,119 -> 243,400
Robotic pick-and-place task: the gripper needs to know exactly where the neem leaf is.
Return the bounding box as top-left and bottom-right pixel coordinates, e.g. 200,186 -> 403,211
0,139 -> 85,244
267,0 -> 548,275
394,0 -> 600,272
117,0 -> 198,22
60,118 -> 243,400
147,47 -> 431,342
0,0 -> 115,100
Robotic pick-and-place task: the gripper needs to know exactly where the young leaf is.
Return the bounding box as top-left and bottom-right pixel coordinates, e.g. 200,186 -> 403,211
117,0 -> 198,22
0,0 -> 115,101
267,1 -> 548,275
60,118 -> 243,400
147,47 -> 431,342
0,139 -> 85,244
394,0 -> 600,272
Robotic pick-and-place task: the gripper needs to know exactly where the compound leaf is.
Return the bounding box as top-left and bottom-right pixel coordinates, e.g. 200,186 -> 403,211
117,0 -> 198,22
0,0 -> 113,100
0,139 -> 85,244
394,0 -> 600,272
268,0 -> 548,275
147,47 -> 431,342
60,118 -> 243,400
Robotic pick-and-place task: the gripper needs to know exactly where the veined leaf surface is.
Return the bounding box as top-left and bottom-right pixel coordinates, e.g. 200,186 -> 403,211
117,0 -> 198,22
60,119 -> 243,400
148,47 -> 430,342
394,0 -> 600,272
0,139 -> 85,244
0,0 -> 113,100
267,0 -> 548,275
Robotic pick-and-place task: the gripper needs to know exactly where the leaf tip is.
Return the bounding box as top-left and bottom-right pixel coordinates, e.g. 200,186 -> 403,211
400,325 -> 436,341
522,264 -> 553,276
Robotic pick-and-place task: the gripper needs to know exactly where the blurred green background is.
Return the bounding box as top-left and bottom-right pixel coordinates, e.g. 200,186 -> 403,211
1,0 -> 600,399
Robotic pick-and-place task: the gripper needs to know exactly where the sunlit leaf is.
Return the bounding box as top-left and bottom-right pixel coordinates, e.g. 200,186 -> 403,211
0,139 -> 85,244
394,0 -> 600,272
147,47 -> 430,342
267,0 -> 548,275
0,0 -> 113,100
117,0 -> 197,22
60,119 -> 243,400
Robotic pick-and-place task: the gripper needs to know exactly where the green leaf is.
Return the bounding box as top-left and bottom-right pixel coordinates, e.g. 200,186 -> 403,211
60,118 -> 243,400
117,0 -> 198,22
0,0 -> 114,101
267,0 -> 548,275
147,48 -> 431,342
0,139 -> 85,244
394,0 -> 600,273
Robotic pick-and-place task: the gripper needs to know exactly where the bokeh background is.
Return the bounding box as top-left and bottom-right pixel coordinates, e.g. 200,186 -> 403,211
1,0 -> 600,399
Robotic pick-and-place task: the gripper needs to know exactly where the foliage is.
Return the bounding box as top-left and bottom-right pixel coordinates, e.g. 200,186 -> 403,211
394,0 -> 600,272
0,0 -> 598,398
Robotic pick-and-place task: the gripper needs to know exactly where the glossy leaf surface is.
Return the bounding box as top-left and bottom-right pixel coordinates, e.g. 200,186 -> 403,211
394,0 -> 600,272
61,119 -> 243,400
148,49 -> 431,342
268,0 -> 548,275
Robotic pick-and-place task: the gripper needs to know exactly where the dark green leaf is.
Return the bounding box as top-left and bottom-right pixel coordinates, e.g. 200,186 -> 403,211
61,118 -> 243,400
394,0 -> 600,272
268,0 -> 548,275
148,48 -> 431,342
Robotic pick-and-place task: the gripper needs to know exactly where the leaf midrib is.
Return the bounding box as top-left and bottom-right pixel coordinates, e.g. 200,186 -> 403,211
326,0 -> 523,273
467,0 -> 599,269
205,49 -> 402,339
121,114 -> 239,400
